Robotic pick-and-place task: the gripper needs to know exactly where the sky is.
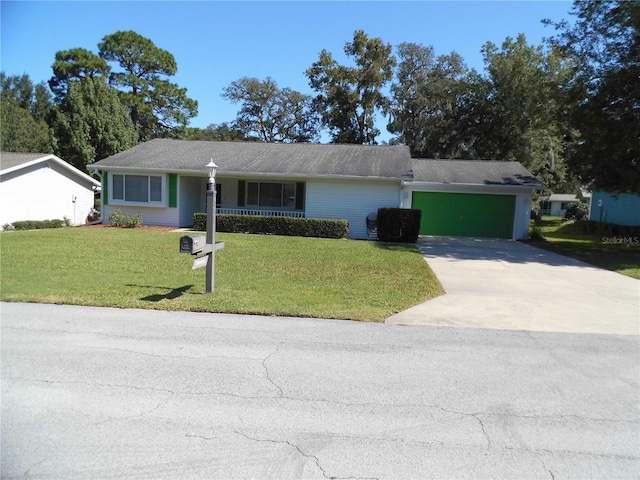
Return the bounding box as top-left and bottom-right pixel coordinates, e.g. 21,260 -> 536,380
1,1 -> 574,140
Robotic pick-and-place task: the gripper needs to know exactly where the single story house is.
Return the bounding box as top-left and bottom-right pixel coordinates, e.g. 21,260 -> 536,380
1,152 -> 101,230
589,191 -> 640,226
89,139 -> 542,240
539,193 -> 591,217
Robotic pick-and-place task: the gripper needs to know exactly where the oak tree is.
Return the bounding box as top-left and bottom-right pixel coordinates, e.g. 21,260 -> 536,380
545,0 -> 640,193
306,30 -> 396,144
222,77 -> 319,142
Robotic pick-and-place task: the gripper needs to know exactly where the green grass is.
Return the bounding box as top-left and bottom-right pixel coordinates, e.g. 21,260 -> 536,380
530,217 -> 640,279
0,228 -> 444,321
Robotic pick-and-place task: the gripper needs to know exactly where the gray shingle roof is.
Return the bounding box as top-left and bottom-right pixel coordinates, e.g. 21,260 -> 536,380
1,152 -> 51,171
412,159 -> 543,187
90,139 -> 543,187
549,194 -> 579,202
91,139 -> 414,179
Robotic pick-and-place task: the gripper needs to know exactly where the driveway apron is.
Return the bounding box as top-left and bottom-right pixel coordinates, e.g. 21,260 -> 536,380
386,237 -> 640,335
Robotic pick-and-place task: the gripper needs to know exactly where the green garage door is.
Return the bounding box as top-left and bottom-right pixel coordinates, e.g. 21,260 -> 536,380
412,192 -> 516,238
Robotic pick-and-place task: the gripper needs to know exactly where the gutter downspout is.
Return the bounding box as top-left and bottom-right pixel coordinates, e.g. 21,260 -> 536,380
89,168 -> 103,224
400,179 -> 410,209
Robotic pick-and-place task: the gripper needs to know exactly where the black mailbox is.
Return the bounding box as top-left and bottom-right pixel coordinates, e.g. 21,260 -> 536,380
180,235 -> 206,255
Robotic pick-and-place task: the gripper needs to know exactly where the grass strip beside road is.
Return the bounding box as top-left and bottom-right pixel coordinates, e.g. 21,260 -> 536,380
0,228 -> 444,321
530,217 -> 640,279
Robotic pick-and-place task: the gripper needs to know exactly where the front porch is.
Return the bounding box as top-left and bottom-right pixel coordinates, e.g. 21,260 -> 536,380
216,208 -> 305,218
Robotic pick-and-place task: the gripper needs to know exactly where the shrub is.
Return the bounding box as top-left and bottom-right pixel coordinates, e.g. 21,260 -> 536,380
564,202 -> 589,221
193,213 -> 349,239
528,226 -> 545,242
108,209 -> 143,228
193,212 -> 207,231
376,208 -> 421,243
8,219 -> 66,230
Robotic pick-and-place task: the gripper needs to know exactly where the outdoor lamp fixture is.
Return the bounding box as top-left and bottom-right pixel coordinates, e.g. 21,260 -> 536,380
206,159 -> 218,185
205,159 -> 219,293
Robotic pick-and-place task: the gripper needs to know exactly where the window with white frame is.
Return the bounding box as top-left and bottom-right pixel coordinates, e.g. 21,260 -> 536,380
111,174 -> 164,204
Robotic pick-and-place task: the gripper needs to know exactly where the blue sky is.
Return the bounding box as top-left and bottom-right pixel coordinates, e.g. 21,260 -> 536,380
1,1 -> 574,139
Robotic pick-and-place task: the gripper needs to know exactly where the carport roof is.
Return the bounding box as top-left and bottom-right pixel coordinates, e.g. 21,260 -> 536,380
91,138 -> 414,179
412,159 -> 544,187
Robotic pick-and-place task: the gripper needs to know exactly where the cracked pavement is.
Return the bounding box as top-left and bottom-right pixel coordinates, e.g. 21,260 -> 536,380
2,302 -> 639,479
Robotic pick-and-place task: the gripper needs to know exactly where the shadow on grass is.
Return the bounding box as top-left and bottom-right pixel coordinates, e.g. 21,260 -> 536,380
531,239 -> 640,274
127,284 -> 195,302
371,241 -> 421,253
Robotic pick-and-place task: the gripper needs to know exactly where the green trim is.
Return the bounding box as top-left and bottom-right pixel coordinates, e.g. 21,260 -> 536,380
168,174 -> 178,208
103,174 -> 108,206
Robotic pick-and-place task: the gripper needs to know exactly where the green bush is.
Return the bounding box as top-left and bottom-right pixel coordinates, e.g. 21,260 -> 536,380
108,209 -> 143,228
377,208 -> 421,243
193,212 -> 207,231
193,213 -> 349,239
7,219 -> 66,230
528,226 -> 545,242
564,202 -> 589,221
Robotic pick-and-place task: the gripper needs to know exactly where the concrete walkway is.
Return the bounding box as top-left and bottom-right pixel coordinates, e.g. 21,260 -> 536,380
386,237 -> 640,335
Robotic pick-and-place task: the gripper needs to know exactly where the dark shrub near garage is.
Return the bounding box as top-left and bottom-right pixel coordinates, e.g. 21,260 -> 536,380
377,208 -> 421,243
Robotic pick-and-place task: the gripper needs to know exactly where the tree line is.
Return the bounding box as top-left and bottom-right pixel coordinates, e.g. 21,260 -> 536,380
1,1 -> 638,194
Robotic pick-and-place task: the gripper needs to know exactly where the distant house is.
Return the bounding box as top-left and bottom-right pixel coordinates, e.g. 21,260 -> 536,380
589,191 -> 640,226
540,193 -> 591,217
0,153 -> 100,230
89,139 -> 542,240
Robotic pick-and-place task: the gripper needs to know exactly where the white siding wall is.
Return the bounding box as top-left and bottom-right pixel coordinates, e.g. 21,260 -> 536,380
549,202 -> 567,217
1,161 -> 96,228
102,204 -> 180,227
306,179 -> 402,239
218,178 -> 238,209
513,192 -> 533,240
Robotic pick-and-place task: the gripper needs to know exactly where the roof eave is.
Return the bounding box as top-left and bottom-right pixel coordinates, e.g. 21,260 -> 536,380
406,181 -> 539,189
89,164 -> 408,181
4,154 -> 101,187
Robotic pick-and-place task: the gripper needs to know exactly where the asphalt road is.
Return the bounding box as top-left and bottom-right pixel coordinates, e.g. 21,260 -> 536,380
2,302 -> 639,479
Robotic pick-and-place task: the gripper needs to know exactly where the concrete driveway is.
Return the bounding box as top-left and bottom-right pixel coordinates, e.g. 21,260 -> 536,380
386,237 -> 640,335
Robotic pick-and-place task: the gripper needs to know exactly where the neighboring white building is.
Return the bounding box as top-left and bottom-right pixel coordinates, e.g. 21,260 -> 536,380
89,139 -> 543,240
0,152 -> 101,229
539,192 -> 592,217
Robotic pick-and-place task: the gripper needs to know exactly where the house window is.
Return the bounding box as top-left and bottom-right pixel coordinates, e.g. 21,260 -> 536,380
111,174 -> 164,204
246,182 -> 296,208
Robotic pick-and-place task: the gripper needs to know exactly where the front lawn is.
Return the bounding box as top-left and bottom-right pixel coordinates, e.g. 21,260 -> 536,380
0,228 -> 444,321
530,217 -> 640,279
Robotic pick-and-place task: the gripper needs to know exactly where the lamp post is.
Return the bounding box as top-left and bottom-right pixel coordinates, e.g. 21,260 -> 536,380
206,159 -> 218,293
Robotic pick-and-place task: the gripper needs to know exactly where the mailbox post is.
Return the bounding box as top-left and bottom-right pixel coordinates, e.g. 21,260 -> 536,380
205,160 -> 218,293
178,160 -> 223,292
